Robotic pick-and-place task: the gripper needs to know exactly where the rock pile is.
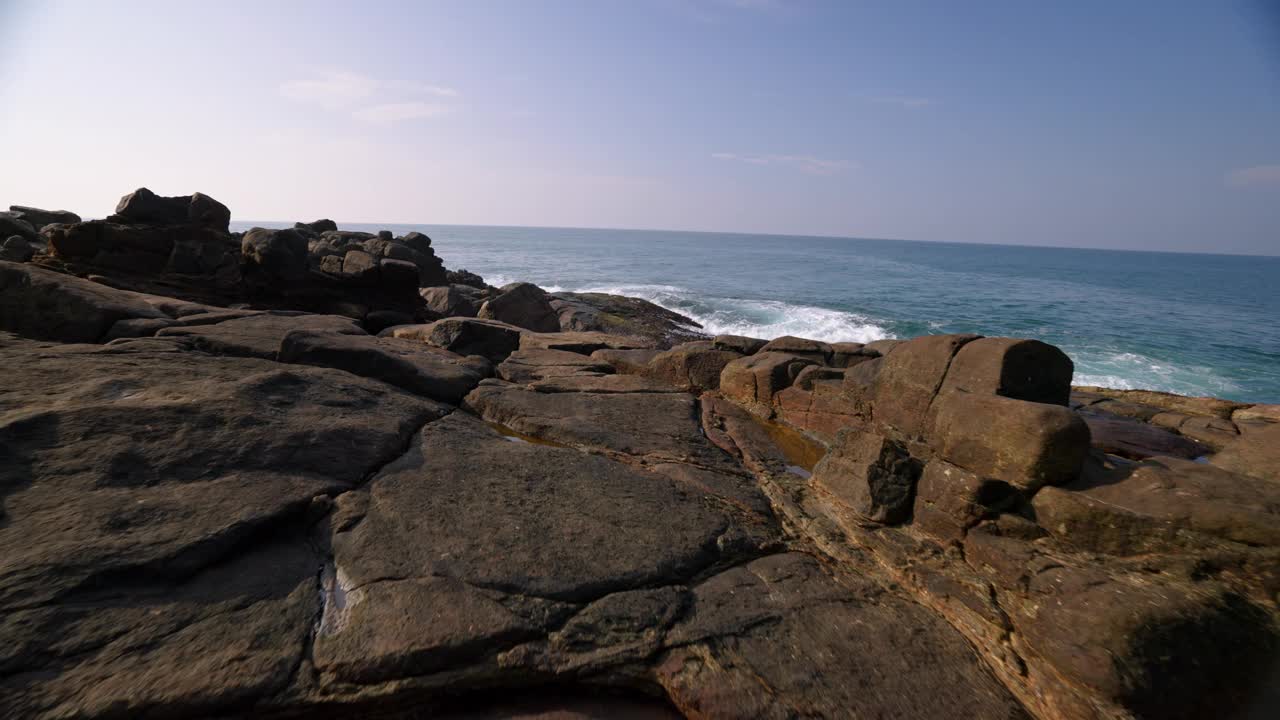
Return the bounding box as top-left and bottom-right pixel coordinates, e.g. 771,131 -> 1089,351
0,190 -> 1277,719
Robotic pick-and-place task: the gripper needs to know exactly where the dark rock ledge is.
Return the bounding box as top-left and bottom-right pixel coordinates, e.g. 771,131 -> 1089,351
1,190 -> 1277,720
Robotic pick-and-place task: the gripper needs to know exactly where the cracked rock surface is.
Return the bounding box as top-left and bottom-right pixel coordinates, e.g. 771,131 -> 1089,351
2,240 -> 1279,719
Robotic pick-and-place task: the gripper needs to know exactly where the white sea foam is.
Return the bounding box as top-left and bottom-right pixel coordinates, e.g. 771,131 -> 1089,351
1072,350 -> 1243,396
567,283 -> 892,344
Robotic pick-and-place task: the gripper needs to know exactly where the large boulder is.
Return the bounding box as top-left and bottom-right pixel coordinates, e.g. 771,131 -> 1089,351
644,341 -> 741,392
0,212 -> 38,242
1208,422 -> 1280,482
713,334 -> 767,355
872,333 -> 981,440
241,227 -> 310,284
1,236 -> 34,263
932,390 -> 1091,491
548,291 -> 705,346
811,430 -> 921,525
109,188 -> 231,233
759,336 -> 831,363
157,312 -> 367,360
719,351 -> 817,413
936,337 -> 1074,406
420,284 -> 486,318
0,261 -> 169,342
912,459 -> 1017,541
389,318 -> 524,363
477,282 -> 560,332
7,205 -> 80,229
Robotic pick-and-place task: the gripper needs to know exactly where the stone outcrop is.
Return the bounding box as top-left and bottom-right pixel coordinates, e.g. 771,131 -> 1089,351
1,192 -> 1277,720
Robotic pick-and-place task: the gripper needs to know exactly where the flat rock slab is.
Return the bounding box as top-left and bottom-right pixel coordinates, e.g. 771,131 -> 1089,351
465,380 -> 736,469
330,413 -> 738,605
280,330 -> 491,404
158,311 -> 366,359
1,261 -> 168,342
658,552 -> 1029,719
0,334 -> 446,717
497,348 -> 614,384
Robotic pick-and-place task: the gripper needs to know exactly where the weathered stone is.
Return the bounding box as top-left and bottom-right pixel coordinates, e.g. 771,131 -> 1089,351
932,390 -> 1090,491
401,230 -> 432,253
528,374 -> 681,394
279,331 -> 491,404
8,205 -> 80,229
1210,422 -> 1280,482
296,218 -> 337,234
1073,386 -> 1246,420
937,337 -> 1074,406
811,430 -> 921,524
1034,453 -> 1280,554
0,236 -> 34,262
157,312 -> 366,359
830,341 -> 872,368
478,282 -> 560,332
241,227 -> 309,284
318,254 -> 343,274
0,261 -> 168,342
713,334 -> 766,355
591,347 -> 662,373
363,309 -> 415,335
331,413 -> 741,602
1079,410 -> 1206,460
0,212 -> 40,242
862,338 -> 903,357
496,348 -> 612,384
1234,403 -> 1280,424
391,317 -> 524,362
341,249 -> 379,281
111,188 -> 231,232
420,284 -> 485,317
658,553 -> 1028,720
549,292 -> 705,346
759,335 -> 831,363
645,341 -> 741,392
719,351 -> 817,412
872,333 -> 981,440
913,459 -> 1017,541
378,257 -> 422,293
1175,415 -> 1239,449
521,331 -> 654,354
446,268 -> 487,288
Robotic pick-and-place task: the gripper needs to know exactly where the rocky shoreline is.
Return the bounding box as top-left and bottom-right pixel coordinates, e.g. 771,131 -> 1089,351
1,190 -> 1277,719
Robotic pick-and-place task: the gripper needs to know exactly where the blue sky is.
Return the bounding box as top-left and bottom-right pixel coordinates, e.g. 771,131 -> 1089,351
1,0 -> 1277,254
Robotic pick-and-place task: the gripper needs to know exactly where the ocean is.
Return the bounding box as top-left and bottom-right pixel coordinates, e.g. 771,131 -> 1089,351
233,222 -> 1280,403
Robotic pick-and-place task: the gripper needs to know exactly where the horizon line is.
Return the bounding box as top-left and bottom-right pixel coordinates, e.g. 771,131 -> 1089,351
228,218 -> 1280,260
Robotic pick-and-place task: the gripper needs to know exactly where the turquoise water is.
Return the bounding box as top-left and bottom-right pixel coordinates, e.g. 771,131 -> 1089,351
235,223 -> 1280,403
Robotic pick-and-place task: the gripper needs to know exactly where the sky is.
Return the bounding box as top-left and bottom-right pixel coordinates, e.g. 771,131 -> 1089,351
1,0 -> 1278,255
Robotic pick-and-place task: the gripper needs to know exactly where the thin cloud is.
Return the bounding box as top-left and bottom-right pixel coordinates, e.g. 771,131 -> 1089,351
1226,164 -> 1280,187
353,102 -> 453,125
869,95 -> 934,108
280,71 -> 378,109
712,152 -> 850,175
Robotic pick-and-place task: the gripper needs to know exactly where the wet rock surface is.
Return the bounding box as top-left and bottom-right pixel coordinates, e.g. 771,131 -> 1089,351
1,193 -> 1278,719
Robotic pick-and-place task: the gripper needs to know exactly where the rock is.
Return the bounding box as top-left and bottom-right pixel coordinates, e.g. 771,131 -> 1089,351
0,212 -> 38,242
1032,454 -> 1280,554
496,348 -> 612,384
549,291 -> 705,346
278,331 -> 490,404
644,341 -> 741,392
773,373 -> 869,443
363,309 -> 415,335
1087,398 -> 1165,421
937,337 -> 1074,406
1,236 -> 34,262
446,268 -> 487,289
528,374 -> 681,394
862,338 -> 903,357
1073,386 -> 1246,420
520,331 -> 655,354
0,335 -> 444,717
1210,422 -> 1280,482
812,430 -> 921,524
719,351 -> 817,412
830,341 -> 873,368
300,218 -> 338,233
658,553 -> 1028,719
45,221 -> 241,290
329,413 -> 747,603
390,317 -> 524,363
1174,414 -> 1239,449
932,390 -> 1091,491
0,261 -> 169,342
7,205 -> 80,229
913,459 -> 1017,541
110,188 -> 231,232
758,335 -> 831,363
1079,410 -> 1206,460
318,254 -> 343,274
1234,403 -> 1280,424
401,231 -> 432,254
340,249 -> 379,281
872,333 -> 981,440
157,312 -> 366,360
379,257 -> 422,294
713,334 -> 767,355
241,227 -> 309,284
590,347 -> 661,373
477,282 -> 560,332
